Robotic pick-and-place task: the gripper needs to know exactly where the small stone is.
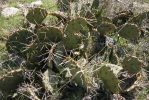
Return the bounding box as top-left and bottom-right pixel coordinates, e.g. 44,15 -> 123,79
1,7 -> 20,17
30,0 -> 43,7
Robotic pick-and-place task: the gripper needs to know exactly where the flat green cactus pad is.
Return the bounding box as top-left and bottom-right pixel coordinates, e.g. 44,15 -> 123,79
97,22 -> 116,35
63,18 -> 90,50
36,26 -> 63,43
6,29 -> 35,57
64,17 -> 89,36
63,33 -> 82,50
26,8 -> 48,24
25,43 -> 50,62
122,56 -> 142,74
94,65 -> 120,93
118,23 -> 140,41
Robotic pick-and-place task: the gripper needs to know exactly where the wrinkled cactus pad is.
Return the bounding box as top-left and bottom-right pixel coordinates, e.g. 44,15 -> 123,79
26,8 -> 48,24
122,55 -> 142,74
6,29 -> 35,57
117,23 -> 140,41
36,26 -> 63,43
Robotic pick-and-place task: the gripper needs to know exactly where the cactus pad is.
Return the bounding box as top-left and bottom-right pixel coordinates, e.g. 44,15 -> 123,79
65,58 -> 87,88
36,26 -> 63,43
63,18 -> 90,50
64,17 -> 89,36
0,68 -> 23,92
129,11 -> 149,25
6,29 -> 35,57
94,65 -> 120,93
26,8 -> 48,24
117,23 -> 140,41
122,55 -> 142,74
25,43 -> 50,63
63,33 -> 82,50
97,22 -> 116,35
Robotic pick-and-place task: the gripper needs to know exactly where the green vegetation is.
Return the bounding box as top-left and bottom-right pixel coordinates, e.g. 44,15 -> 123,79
0,0 -> 149,99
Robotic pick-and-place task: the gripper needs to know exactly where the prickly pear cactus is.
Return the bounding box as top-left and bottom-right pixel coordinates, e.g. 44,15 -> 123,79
94,64 -> 121,93
26,8 -> 48,24
6,29 -> 35,57
36,26 -> 63,43
97,22 -> 116,35
117,23 -> 140,41
122,55 -> 142,74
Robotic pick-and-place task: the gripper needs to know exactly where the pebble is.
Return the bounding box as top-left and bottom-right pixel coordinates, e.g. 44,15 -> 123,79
1,7 -> 20,17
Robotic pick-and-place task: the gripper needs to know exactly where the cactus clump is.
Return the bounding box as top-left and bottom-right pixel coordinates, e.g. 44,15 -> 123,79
26,8 -> 48,24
